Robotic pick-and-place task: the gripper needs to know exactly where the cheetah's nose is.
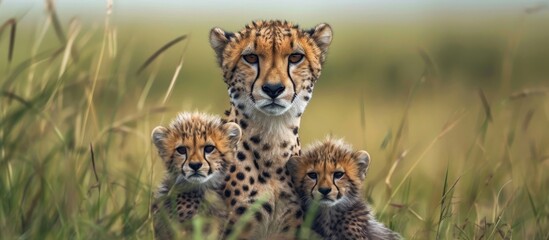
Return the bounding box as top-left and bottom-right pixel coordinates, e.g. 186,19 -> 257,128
318,187 -> 331,195
262,83 -> 285,99
189,162 -> 202,171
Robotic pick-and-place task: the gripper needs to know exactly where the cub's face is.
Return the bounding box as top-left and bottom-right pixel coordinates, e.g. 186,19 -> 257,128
152,113 -> 241,186
287,140 -> 370,208
209,20 -> 333,117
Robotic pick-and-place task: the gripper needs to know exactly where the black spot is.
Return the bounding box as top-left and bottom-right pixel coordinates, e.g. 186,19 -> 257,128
250,190 -> 258,197
249,177 -> 255,185
297,112 -> 302,117
250,135 -> 261,144
239,119 -> 248,129
243,141 -> 250,150
224,110 -> 230,116
233,93 -> 240,99
245,166 -> 251,172
303,96 -> 310,101
224,175 -> 230,181
262,171 -> 271,178
231,181 -> 237,186
237,103 -> 245,110
281,141 -> 288,148
242,185 -> 249,191
253,159 -> 260,170
236,172 -> 245,180
243,113 -> 250,119
282,225 -> 290,232
253,151 -> 260,160
293,127 -> 298,135
282,152 -> 289,158
234,189 -> 241,196
236,206 -> 246,215
230,88 -> 236,93
258,176 -> 267,184
262,144 -> 271,151
276,167 -> 284,175
237,152 -> 246,161
279,176 -> 286,181
230,199 -> 237,206
255,212 -> 263,222
262,203 -> 273,214
295,210 -> 303,219
224,189 -> 231,197
230,165 -> 236,173
264,160 -> 272,168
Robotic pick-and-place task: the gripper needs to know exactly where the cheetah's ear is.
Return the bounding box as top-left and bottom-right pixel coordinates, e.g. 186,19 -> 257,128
151,126 -> 168,153
209,27 -> 234,65
309,23 -> 333,62
354,150 -> 370,180
223,122 -> 242,148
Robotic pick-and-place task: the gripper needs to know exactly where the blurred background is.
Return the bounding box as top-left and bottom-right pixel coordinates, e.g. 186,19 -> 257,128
1,0 -> 548,239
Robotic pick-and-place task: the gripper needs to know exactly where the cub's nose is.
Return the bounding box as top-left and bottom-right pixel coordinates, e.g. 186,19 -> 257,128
189,162 -> 203,171
262,83 -> 285,99
318,187 -> 332,196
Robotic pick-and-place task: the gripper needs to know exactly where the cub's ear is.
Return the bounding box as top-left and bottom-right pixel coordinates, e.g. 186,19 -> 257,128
309,23 -> 333,62
354,150 -> 370,180
151,126 -> 168,153
209,27 -> 233,65
286,156 -> 302,178
223,122 -> 242,147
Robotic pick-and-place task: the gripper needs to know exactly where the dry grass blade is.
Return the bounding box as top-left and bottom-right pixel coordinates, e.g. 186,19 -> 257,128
522,109 -> 534,131
0,18 -> 16,62
385,149 -> 408,191
509,88 -> 547,100
89,143 -> 99,184
136,34 -> 187,75
46,0 -> 79,62
418,48 -> 437,82
478,89 -> 492,122
380,111 -> 466,214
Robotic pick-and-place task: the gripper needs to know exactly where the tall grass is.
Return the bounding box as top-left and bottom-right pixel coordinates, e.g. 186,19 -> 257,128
1,1 -> 548,240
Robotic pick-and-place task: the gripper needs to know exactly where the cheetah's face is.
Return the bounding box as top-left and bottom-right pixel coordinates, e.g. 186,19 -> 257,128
287,139 -> 370,208
209,20 -> 332,117
152,113 -> 241,187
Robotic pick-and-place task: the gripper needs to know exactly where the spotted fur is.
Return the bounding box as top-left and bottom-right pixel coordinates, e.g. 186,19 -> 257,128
151,112 -> 241,239
287,138 -> 402,240
209,20 -> 333,239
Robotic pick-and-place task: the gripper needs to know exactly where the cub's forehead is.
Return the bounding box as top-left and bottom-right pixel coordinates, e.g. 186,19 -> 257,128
167,112 -> 223,138
301,139 -> 355,166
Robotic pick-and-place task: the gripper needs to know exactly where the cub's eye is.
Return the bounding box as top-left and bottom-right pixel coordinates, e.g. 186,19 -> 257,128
288,53 -> 304,64
175,146 -> 187,155
243,54 -> 259,64
333,171 -> 345,179
204,145 -> 215,154
307,172 -> 317,180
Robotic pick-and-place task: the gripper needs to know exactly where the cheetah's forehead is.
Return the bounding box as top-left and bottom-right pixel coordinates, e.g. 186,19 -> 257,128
168,112 -> 224,138
301,138 -> 355,165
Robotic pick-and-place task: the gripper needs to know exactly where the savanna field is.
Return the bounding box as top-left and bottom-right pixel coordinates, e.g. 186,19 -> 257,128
1,1 -> 548,239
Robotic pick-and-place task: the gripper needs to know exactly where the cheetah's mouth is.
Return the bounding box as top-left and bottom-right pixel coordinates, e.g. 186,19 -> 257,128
258,101 -> 289,116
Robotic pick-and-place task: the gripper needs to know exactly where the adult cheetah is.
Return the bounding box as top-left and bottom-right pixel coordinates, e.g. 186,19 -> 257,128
209,20 -> 333,238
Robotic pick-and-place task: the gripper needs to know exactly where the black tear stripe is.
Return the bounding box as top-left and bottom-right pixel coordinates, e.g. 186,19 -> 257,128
333,176 -> 341,199
309,177 -> 317,199
203,152 -> 213,175
249,61 -> 261,104
287,61 -> 298,102
181,155 -> 188,176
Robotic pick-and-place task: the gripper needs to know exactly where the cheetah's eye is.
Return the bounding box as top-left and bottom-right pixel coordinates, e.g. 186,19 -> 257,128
175,146 -> 187,155
333,171 -> 345,179
307,172 -> 317,180
243,54 -> 259,64
204,145 -> 215,154
288,53 -> 304,64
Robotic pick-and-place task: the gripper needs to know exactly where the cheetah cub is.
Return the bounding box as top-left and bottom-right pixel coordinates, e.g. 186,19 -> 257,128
151,112 -> 242,239
287,138 -> 401,240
